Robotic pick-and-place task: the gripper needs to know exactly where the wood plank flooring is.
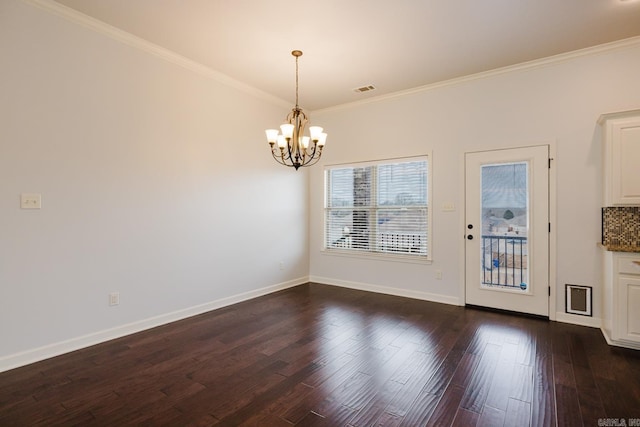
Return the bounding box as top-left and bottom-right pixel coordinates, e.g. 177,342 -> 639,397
1,283 -> 639,426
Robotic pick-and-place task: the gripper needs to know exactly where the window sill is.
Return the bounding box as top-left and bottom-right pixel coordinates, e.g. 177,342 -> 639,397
320,248 -> 432,265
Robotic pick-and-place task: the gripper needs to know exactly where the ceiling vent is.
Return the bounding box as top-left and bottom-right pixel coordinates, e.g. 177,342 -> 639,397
353,85 -> 376,93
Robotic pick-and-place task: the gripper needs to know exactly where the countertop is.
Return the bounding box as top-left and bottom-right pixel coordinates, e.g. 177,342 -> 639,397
602,243 -> 640,253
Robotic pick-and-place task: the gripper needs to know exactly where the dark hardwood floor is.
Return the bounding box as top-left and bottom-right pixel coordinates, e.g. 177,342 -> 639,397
1,283 -> 639,426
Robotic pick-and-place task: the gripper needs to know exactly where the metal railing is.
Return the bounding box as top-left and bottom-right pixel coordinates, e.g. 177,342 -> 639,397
331,232 -> 425,254
378,233 -> 424,254
482,235 -> 528,288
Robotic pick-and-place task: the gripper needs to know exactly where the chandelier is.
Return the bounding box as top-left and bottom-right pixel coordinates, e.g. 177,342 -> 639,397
265,50 -> 327,170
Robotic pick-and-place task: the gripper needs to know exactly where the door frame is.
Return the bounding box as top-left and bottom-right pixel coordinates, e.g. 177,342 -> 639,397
458,142 -> 557,320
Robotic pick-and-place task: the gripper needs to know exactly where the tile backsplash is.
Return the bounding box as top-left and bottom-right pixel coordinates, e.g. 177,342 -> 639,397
602,206 -> 640,248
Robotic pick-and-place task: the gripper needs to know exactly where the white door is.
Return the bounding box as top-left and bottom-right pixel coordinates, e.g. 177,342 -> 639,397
465,146 -> 549,317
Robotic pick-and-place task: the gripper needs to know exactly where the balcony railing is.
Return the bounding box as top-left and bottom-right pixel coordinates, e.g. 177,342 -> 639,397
331,233 -> 425,255
379,233 -> 424,254
482,235 -> 528,289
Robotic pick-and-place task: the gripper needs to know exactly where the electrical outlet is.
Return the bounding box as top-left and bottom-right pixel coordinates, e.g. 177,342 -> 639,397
279,261 -> 284,270
109,292 -> 120,306
435,270 -> 443,280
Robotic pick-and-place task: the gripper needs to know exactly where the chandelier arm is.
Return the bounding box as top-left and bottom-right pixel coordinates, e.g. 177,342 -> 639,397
301,148 -> 324,168
272,157 -> 298,168
271,151 -> 297,168
283,146 -> 292,164
270,144 -> 289,160
270,150 -> 287,166
271,145 -> 292,165
304,142 -> 318,159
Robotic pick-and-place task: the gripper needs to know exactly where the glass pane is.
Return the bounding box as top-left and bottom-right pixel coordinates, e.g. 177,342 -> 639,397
326,209 -> 354,249
327,168 -> 355,208
326,166 -> 372,251
377,161 -> 427,206
377,208 -> 427,254
480,162 -> 529,291
325,209 -> 372,251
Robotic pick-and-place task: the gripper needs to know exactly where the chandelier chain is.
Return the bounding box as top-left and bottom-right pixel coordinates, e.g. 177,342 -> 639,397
295,54 -> 299,108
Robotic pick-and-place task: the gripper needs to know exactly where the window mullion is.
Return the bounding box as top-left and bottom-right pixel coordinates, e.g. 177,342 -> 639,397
371,165 -> 378,253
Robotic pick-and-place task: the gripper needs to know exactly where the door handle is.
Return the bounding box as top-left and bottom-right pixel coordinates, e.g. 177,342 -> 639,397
467,235 -> 473,240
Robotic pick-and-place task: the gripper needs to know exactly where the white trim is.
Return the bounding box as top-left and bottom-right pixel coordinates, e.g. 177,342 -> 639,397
0,277 -> 307,373
555,312 -> 602,328
314,36 -> 640,114
324,154 -> 431,169
310,275 -> 461,306
600,327 -> 640,351
19,0 -> 291,110
458,151 -> 467,309
320,248 -> 432,265
548,143 -> 558,321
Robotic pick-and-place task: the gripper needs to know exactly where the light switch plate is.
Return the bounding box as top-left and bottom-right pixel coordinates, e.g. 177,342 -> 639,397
21,193 -> 42,209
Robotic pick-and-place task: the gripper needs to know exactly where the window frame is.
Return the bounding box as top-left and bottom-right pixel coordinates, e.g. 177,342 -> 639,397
322,154 -> 433,263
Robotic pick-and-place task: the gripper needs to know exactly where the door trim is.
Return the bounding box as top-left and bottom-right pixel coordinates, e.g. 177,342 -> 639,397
458,143 -> 557,320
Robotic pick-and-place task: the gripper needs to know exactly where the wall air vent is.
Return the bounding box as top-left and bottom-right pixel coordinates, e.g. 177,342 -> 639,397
353,85 -> 376,93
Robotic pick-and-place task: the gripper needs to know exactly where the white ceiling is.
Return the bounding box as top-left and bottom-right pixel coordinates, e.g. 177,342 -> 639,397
53,0 -> 640,111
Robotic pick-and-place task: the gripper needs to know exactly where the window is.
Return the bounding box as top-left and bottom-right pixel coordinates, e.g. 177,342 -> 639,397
324,156 -> 431,260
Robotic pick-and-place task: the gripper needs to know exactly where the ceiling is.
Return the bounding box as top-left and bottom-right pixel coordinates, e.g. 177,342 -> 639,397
52,0 -> 640,111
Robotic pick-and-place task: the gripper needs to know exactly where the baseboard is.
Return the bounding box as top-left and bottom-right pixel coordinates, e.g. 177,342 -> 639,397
0,277 -> 307,373
313,277 -> 602,327
601,327 -> 614,345
8,278 -> 612,373
600,328 -> 640,351
555,311 -> 602,328
309,275 -> 461,306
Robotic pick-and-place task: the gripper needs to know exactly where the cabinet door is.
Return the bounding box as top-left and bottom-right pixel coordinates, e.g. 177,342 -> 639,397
611,118 -> 640,205
617,275 -> 640,343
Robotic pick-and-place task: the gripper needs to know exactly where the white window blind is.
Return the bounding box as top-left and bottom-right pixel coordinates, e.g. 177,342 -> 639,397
325,157 -> 430,258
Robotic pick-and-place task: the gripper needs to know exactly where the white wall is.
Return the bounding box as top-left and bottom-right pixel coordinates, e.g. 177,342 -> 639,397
309,40 -> 640,324
0,0 -> 308,370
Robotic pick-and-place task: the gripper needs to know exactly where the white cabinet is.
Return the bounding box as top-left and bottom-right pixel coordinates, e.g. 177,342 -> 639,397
603,252 -> 640,349
599,109 -> 640,206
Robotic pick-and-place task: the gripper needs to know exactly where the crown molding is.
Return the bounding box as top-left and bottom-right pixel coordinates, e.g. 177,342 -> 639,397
314,36 -> 640,115
20,0 -> 292,109
19,0 -> 640,114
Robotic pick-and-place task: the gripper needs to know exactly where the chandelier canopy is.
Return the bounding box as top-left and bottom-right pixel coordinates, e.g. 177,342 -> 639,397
265,50 -> 327,170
